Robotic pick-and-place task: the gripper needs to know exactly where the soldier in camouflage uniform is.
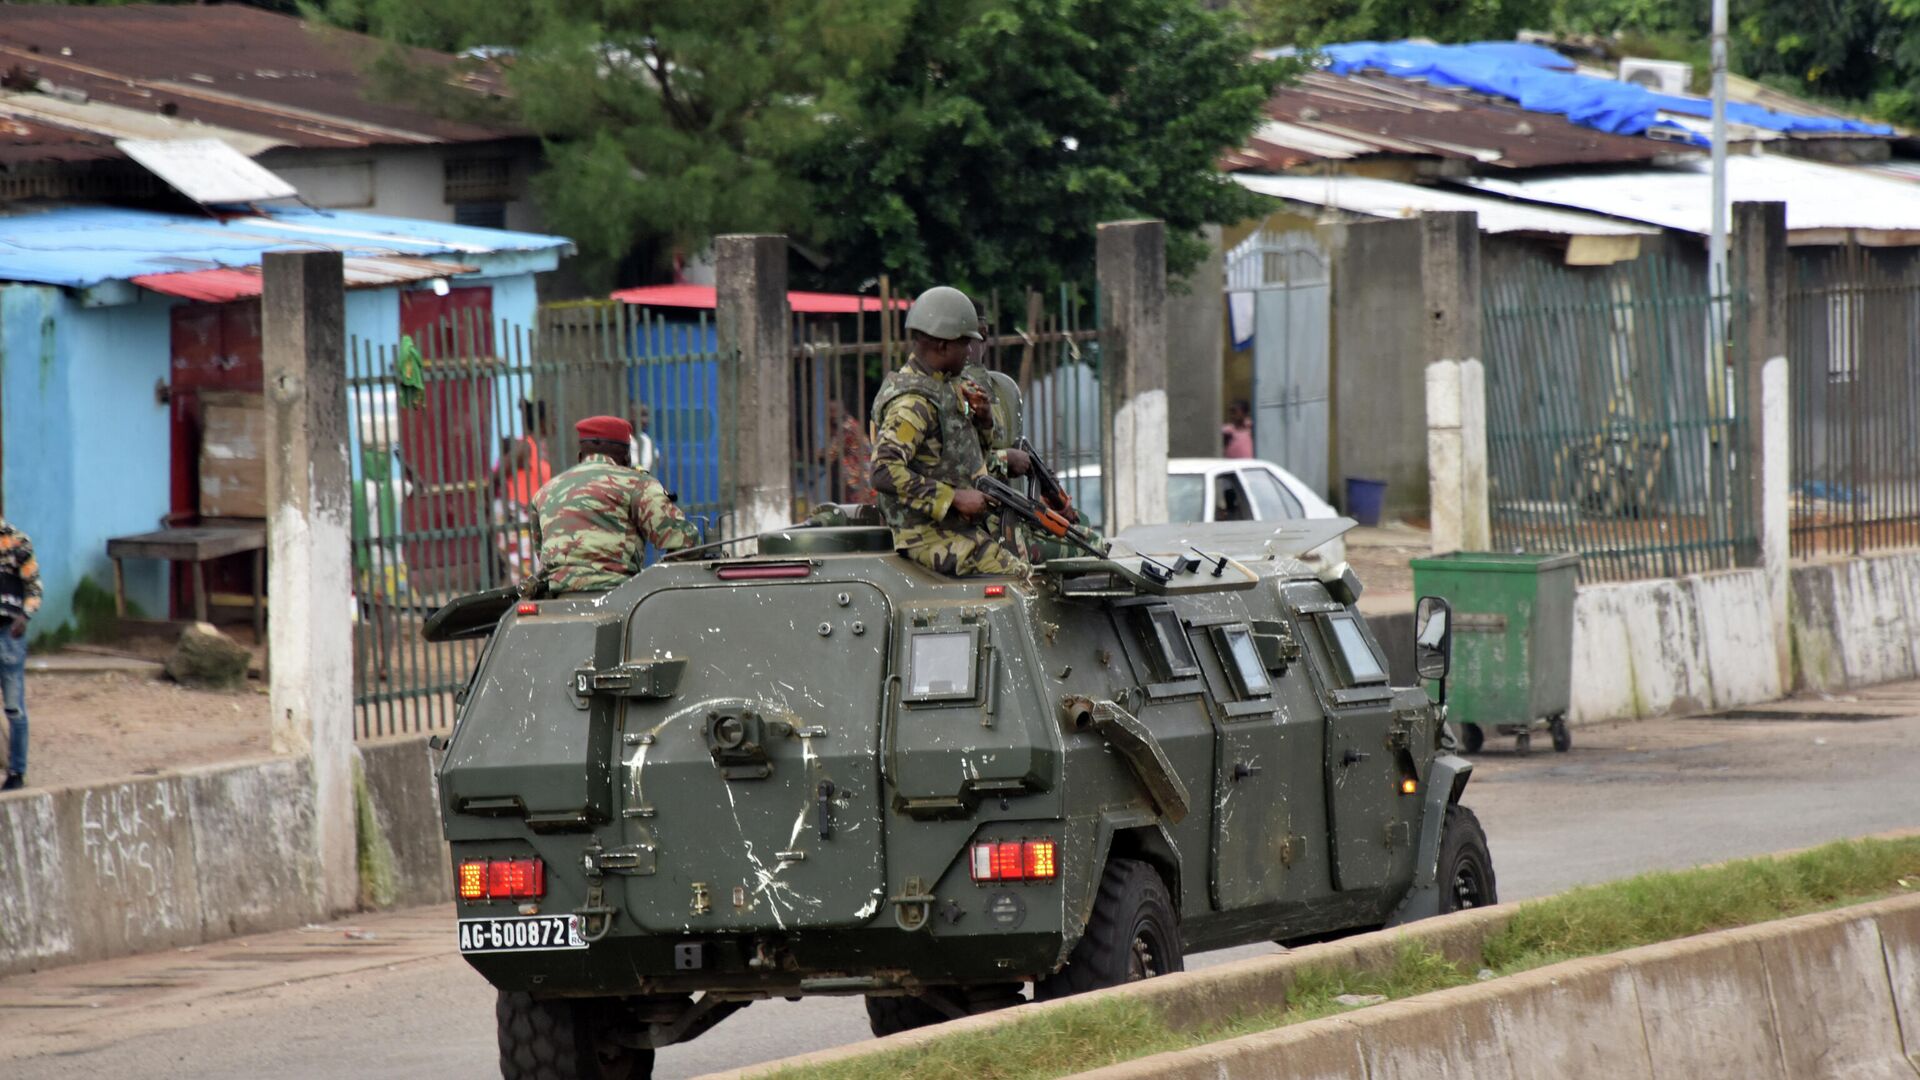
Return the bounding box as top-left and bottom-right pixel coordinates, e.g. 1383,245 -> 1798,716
522,415 -> 700,597
869,286 -> 1033,577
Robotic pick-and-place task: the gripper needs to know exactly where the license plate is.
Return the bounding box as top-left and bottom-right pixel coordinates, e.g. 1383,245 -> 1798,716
458,914 -> 587,954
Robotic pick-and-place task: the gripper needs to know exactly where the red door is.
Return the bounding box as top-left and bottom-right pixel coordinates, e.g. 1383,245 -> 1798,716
169,301 -> 264,617
397,287 -> 495,592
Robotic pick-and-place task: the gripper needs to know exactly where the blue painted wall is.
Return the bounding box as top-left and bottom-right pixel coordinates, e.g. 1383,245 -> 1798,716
1,270 -> 543,643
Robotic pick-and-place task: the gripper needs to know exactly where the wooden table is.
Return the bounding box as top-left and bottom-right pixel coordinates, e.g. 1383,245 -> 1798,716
106,524 -> 267,636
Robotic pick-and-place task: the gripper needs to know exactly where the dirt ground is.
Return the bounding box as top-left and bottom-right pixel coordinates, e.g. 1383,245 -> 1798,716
1344,520 -> 1431,601
13,671 -> 271,791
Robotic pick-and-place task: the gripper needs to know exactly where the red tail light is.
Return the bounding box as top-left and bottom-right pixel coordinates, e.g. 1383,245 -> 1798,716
457,857 -> 546,901
969,839 -> 1058,883
516,602 -> 539,615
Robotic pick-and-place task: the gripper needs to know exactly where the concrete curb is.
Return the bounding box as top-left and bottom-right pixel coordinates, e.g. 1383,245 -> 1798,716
0,735 -> 446,977
1069,891 -> 1920,1080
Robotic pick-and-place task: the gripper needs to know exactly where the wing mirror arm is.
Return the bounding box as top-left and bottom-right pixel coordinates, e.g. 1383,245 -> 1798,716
1414,595 -> 1453,705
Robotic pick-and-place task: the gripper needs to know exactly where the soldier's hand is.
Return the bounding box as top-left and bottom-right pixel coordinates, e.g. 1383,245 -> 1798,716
951,489 -> 990,519
9,615 -> 24,639
1004,449 -> 1032,477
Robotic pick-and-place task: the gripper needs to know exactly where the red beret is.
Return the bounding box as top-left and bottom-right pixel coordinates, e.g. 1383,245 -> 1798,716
575,415 -> 634,443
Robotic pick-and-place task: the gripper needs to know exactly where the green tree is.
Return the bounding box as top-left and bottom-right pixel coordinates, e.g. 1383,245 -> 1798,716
796,0 -> 1289,300
1731,0 -> 1920,123
1238,0 -> 1549,49
325,0 -> 914,281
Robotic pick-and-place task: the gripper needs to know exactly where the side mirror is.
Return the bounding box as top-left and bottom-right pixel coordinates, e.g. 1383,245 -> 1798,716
1414,595 -> 1452,682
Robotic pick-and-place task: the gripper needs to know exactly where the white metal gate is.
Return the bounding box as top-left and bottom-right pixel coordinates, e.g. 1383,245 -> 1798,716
1226,230 -> 1331,497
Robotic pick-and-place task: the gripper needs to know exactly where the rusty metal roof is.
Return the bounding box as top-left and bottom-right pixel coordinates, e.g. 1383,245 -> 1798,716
0,113 -> 118,163
0,3 -> 517,161
1224,72 -> 1691,172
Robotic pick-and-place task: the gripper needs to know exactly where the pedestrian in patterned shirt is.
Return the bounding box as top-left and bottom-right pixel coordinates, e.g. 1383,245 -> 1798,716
520,415 -> 700,598
0,518 -> 40,790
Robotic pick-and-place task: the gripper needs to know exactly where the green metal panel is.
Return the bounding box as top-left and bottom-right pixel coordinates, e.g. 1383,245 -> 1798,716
1410,552 -> 1577,728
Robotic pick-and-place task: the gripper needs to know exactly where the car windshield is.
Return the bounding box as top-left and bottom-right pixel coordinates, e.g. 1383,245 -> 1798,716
1168,475 -> 1205,522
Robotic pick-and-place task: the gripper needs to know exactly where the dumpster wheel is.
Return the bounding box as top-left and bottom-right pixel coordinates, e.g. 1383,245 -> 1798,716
1459,723 -> 1484,754
1549,713 -> 1572,753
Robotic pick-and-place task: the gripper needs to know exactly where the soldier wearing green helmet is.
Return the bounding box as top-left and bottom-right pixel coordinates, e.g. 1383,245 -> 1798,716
868,285 -> 1033,577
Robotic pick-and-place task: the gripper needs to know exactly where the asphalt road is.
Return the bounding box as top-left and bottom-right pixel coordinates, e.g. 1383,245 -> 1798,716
7,684 -> 1920,1080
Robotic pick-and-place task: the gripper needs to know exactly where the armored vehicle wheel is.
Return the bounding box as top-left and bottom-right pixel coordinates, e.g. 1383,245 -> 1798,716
498,991 -> 654,1080
1549,713 -> 1572,753
1034,858 -> 1181,1001
1436,805 -> 1497,914
1459,723 -> 1485,754
864,983 -> 1024,1037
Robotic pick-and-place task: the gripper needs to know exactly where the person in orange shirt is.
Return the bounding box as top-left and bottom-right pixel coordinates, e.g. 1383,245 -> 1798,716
492,399 -> 554,583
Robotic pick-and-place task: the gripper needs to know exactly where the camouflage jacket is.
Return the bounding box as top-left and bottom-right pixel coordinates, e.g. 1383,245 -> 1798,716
528,455 -> 698,595
0,518 -> 40,620
870,362 -> 989,536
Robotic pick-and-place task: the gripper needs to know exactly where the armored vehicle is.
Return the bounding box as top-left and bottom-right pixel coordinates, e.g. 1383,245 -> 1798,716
428,517 -> 1493,1079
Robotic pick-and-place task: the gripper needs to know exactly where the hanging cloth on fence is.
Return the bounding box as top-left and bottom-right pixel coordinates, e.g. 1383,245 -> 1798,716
395,335 -> 427,410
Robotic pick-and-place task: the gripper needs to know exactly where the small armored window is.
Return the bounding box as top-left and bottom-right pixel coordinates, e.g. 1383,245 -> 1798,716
1322,613 -> 1387,686
1213,625 -> 1272,699
1137,607 -> 1199,682
908,630 -> 977,700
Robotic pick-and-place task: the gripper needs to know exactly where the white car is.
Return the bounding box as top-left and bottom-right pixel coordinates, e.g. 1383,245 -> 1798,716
1061,457 -> 1346,563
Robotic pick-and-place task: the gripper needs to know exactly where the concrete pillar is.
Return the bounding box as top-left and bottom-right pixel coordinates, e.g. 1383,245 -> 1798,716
1427,359 -> 1491,554
1098,220 -> 1169,534
716,235 -> 793,541
1165,225 -> 1225,459
262,250 -> 357,914
1734,201 -> 1791,686
1420,211 -> 1482,368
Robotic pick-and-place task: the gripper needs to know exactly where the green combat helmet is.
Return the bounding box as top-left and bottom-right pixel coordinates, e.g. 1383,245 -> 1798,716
905,285 -> 984,341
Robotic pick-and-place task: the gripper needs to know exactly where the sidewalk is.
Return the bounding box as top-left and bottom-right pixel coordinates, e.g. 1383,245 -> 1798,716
0,903 -> 460,1061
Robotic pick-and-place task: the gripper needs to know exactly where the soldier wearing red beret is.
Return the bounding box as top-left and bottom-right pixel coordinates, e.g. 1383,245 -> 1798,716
521,415 -> 700,597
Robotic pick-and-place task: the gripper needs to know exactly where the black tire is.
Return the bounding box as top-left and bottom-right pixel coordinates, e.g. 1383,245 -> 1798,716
1550,714 -> 1572,753
864,983 -> 1024,1037
498,991 -> 654,1080
864,994 -> 949,1037
1460,722 -> 1485,754
1034,858 -> 1182,1001
1435,805 -> 1497,914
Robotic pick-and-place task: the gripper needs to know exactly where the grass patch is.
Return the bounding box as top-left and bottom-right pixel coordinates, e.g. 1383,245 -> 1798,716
767,942 -> 1472,1080
1482,835 -> 1920,973
767,836 -> 1920,1080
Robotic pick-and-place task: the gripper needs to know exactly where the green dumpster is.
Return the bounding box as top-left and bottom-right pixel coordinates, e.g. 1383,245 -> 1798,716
1408,552 -> 1578,755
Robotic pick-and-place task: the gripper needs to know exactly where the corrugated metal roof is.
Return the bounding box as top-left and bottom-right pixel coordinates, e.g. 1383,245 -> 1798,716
1463,156 -> 1920,242
0,4 -> 517,161
1234,174 -> 1656,237
1224,72 -> 1687,172
133,256 -> 480,302
0,113 -> 119,163
0,204 -> 571,289
611,284 -> 908,314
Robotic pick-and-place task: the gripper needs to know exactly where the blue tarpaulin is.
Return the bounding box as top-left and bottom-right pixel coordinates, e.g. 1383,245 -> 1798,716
1322,41 -> 1895,145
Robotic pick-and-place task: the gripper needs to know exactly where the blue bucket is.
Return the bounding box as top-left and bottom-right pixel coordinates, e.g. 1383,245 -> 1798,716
1344,477 -> 1388,526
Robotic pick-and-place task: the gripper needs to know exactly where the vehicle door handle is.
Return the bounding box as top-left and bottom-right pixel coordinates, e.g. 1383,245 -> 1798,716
1341,749 -> 1370,767
817,780 -> 836,840
1232,762 -> 1262,782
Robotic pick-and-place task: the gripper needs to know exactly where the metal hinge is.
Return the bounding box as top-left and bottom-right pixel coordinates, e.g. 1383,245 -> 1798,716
570,658 -> 687,709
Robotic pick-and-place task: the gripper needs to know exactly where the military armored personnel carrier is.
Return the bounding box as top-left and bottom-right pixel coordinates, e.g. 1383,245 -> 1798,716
428,516 -> 1493,1080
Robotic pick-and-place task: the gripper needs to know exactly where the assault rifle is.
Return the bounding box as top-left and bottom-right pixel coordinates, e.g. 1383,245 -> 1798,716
973,473 -> 1110,561
1016,437 -> 1080,525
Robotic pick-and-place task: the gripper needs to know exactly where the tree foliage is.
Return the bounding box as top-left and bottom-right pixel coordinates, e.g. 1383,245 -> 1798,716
328,0 -> 1284,292
797,0 -> 1290,299
1238,0 -> 1548,49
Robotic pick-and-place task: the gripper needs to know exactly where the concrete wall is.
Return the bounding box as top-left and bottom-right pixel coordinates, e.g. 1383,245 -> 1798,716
0,736 -> 445,977
0,285 -> 174,635
1569,567 -> 1784,724
1790,549 -> 1920,692
1165,226 -> 1224,458
1329,218 -> 1427,520
260,141 -> 545,236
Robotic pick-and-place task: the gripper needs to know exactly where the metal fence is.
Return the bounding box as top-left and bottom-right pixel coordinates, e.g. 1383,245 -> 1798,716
1482,252 -> 1753,582
788,286 -> 1106,526
1787,245 -> 1920,558
346,302 -> 730,737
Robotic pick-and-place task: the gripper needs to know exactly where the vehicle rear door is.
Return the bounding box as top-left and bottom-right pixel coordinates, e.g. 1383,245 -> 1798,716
618,581 -> 889,931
